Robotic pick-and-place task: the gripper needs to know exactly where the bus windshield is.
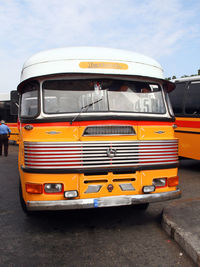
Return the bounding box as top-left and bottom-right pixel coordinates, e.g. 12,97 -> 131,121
42,79 -> 166,115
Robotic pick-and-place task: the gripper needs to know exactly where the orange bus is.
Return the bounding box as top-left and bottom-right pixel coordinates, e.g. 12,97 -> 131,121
169,76 -> 200,160
12,47 -> 181,214
0,93 -> 19,143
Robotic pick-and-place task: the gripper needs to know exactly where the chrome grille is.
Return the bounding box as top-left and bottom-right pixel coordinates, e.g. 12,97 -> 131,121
24,140 -> 178,169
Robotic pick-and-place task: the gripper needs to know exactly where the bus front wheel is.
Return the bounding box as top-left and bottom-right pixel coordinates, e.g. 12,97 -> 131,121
19,180 -> 34,215
135,203 -> 149,210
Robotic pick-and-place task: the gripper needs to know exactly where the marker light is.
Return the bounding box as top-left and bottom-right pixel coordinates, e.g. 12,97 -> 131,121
143,185 -> 155,194
168,176 -> 179,187
44,183 -> 63,194
64,190 -> 78,198
153,178 -> 167,188
26,183 -> 43,194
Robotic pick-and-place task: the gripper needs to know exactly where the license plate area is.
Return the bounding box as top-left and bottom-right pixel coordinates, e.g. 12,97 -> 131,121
94,196 -> 132,208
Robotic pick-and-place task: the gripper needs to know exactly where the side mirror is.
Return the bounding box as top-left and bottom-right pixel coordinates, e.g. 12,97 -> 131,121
10,90 -> 19,115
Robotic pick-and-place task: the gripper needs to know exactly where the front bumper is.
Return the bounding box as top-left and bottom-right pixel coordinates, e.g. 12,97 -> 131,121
27,189 -> 181,211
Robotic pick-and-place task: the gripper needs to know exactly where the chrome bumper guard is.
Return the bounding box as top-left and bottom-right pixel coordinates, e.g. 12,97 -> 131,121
27,189 -> 181,211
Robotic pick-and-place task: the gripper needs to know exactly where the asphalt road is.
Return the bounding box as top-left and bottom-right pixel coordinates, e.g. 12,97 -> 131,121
0,145 -> 198,267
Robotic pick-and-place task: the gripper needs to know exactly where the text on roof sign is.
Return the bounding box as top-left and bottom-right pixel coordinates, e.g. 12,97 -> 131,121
79,62 -> 128,70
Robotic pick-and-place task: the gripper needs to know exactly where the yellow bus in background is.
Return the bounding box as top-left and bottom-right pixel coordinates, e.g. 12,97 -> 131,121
0,93 -> 19,143
169,76 -> 200,160
12,47 -> 181,214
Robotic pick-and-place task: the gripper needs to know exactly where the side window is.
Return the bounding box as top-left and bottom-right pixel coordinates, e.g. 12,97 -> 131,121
20,81 -> 39,118
169,82 -> 185,115
185,81 -> 200,116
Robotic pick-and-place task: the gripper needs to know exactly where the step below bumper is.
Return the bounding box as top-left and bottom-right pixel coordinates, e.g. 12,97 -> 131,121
27,189 -> 181,211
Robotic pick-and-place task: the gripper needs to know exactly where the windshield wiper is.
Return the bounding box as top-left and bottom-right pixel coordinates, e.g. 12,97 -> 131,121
70,98 -> 103,125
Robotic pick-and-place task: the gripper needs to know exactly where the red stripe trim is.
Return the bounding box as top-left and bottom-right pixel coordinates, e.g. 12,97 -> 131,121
6,123 -> 18,127
176,120 -> 200,128
21,120 -> 173,127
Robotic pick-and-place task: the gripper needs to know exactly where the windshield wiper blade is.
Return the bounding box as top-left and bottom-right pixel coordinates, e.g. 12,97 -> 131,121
70,98 -> 103,125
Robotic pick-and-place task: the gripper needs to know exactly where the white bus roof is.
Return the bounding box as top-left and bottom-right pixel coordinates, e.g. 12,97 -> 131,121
20,47 -> 164,84
172,75 -> 200,83
0,93 -> 10,101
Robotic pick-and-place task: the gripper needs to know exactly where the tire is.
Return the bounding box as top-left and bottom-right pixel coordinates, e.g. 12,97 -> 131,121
19,180 -> 34,215
135,203 -> 149,210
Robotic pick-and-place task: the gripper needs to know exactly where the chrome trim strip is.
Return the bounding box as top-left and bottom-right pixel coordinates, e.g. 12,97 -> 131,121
119,183 -> 135,191
27,189 -> 181,210
24,160 -> 178,169
84,185 -> 102,194
21,163 -> 179,173
24,148 -> 177,155
24,146 -> 177,151
25,155 -> 178,162
24,140 -> 178,145
24,151 -> 177,158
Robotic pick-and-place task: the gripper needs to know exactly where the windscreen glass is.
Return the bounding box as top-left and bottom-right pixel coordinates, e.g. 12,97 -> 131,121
43,79 -> 166,114
169,82 -> 185,115
20,81 -> 39,117
185,81 -> 200,115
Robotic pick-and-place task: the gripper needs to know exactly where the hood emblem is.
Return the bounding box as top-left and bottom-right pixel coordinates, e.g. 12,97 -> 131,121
155,131 -> 165,134
46,131 -> 61,135
107,184 -> 114,192
107,148 -> 117,158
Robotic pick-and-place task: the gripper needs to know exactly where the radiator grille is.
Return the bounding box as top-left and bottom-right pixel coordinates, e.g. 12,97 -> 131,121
83,126 -> 135,136
24,140 -> 178,170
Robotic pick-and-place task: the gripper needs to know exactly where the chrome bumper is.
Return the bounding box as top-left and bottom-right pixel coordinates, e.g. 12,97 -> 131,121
27,189 -> 181,211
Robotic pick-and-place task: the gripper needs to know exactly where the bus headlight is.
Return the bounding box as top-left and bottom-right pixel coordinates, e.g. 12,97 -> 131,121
44,183 -> 63,193
153,178 -> 167,188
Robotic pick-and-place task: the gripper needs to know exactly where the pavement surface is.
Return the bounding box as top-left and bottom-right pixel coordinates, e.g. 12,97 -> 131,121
2,145 -> 199,266
162,195 -> 200,266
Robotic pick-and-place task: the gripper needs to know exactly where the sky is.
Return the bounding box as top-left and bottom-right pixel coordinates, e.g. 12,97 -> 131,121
0,0 -> 200,94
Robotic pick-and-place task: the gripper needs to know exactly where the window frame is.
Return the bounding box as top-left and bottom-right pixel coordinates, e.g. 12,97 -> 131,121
41,78 -> 167,116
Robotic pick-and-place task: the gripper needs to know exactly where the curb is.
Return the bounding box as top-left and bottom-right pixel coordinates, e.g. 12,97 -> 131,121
162,205 -> 200,266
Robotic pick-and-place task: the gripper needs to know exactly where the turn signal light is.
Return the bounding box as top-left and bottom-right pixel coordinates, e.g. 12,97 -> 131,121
26,183 -> 43,194
168,176 -> 179,187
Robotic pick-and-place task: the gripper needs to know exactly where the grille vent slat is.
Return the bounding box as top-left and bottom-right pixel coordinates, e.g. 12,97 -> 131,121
83,126 -> 136,136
